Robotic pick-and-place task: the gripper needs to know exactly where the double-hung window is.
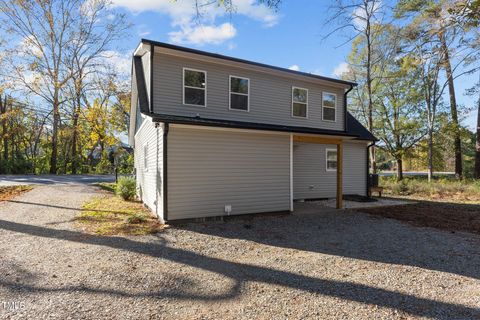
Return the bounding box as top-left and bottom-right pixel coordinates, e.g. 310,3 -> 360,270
229,76 -> 249,111
326,149 -> 337,171
292,87 -> 308,118
322,92 -> 337,122
183,68 -> 206,107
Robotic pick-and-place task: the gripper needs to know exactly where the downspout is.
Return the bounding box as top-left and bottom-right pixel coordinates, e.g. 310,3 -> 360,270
163,123 -> 169,221
150,43 -> 154,113
344,85 -> 354,132
155,122 -> 160,219
366,141 -> 375,197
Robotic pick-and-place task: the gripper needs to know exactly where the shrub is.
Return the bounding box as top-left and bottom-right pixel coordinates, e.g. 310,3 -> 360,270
115,177 -> 136,201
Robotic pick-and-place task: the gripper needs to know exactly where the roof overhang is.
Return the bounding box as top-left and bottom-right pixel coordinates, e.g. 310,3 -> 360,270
146,113 -> 360,139
139,39 -> 357,89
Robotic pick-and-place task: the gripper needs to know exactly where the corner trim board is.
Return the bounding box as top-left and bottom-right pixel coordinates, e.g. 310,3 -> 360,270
163,122 -> 169,221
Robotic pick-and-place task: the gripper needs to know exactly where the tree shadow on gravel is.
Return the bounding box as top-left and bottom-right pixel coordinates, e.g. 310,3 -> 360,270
0,218 -> 478,319
178,206 -> 480,281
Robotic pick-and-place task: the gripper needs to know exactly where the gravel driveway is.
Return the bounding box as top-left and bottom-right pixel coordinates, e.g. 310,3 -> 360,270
0,184 -> 479,319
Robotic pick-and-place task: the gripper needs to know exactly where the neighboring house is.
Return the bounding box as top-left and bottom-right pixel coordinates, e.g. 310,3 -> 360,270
129,39 -> 376,223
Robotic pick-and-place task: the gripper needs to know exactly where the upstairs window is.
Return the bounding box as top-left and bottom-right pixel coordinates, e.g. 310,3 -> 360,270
322,92 -> 337,122
326,149 -> 337,171
183,68 -> 206,106
230,76 -> 249,111
292,87 -> 308,118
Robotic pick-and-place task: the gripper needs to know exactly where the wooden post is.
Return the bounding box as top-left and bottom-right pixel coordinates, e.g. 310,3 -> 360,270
336,142 -> 343,209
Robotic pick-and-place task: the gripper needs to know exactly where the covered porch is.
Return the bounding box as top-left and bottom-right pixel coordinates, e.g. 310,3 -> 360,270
289,134 -> 349,210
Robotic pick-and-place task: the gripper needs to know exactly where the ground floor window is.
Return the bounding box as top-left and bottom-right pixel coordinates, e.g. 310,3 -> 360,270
326,148 -> 337,171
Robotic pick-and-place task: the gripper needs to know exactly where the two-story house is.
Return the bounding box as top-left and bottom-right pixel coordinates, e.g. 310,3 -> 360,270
129,39 -> 376,223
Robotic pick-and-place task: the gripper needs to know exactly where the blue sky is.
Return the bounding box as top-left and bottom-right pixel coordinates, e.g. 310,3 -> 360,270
111,0 -> 478,130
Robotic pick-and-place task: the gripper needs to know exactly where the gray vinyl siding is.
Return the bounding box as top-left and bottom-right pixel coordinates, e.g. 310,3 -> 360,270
141,51 -> 151,107
152,53 -> 345,131
293,141 -> 367,199
167,126 -> 290,220
134,119 -> 164,220
343,142 -> 367,195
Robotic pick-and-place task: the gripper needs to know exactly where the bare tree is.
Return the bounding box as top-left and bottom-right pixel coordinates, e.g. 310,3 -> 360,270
396,0 -> 480,178
0,0 -> 85,173
323,0 -> 388,174
63,0 -> 129,174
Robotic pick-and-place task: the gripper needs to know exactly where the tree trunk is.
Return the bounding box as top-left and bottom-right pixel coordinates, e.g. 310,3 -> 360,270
71,73 -> 82,175
71,106 -> 79,174
396,157 -> 403,181
49,93 -> 60,174
366,21 -> 376,174
1,95 -> 7,162
475,93 -> 480,179
427,129 -> 434,182
440,34 -> 462,179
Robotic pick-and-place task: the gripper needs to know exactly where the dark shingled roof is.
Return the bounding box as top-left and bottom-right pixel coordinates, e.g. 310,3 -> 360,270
146,112 -> 359,138
140,39 -> 357,87
346,112 -> 377,141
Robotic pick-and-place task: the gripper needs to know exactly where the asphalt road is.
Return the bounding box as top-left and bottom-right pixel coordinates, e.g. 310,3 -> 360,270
0,174 -> 115,186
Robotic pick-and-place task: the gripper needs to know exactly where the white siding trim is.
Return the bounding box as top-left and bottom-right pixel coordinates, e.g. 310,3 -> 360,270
134,116 -> 152,139
229,75 -> 250,112
291,86 -> 308,119
182,67 -> 207,107
326,148 -> 337,172
322,91 -> 337,122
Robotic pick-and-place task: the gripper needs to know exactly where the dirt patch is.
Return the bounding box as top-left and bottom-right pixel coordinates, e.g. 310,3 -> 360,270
354,200 -> 480,235
0,185 -> 33,201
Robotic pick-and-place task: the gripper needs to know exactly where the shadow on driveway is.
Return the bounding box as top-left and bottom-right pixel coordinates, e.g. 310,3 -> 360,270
0,217 -> 478,318
179,209 -> 480,281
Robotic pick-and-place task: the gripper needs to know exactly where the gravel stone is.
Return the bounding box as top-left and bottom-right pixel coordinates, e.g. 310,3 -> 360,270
0,183 -> 479,319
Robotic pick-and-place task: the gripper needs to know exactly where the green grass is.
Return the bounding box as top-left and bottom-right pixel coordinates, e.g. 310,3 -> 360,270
380,176 -> 480,203
93,182 -> 116,193
78,183 -> 164,236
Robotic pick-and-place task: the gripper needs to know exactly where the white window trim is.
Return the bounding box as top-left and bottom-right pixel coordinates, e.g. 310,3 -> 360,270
229,75 -> 250,112
322,92 -> 337,122
143,142 -> 149,172
183,67 -> 207,107
326,148 -> 337,172
291,86 -> 308,119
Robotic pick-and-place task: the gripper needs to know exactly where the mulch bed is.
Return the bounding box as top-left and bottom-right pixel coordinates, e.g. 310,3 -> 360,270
353,200 -> 480,235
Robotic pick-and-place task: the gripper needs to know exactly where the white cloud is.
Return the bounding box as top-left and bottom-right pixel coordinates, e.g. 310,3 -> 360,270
333,62 -> 350,77
169,23 -> 236,45
19,36 -> 42,57
310,68 -> 324,76
112,0 -> 279,45
288,64 -> 300,71
101,50 -> 131,75
352,0 -> 382,30
137,24 -> 151,37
